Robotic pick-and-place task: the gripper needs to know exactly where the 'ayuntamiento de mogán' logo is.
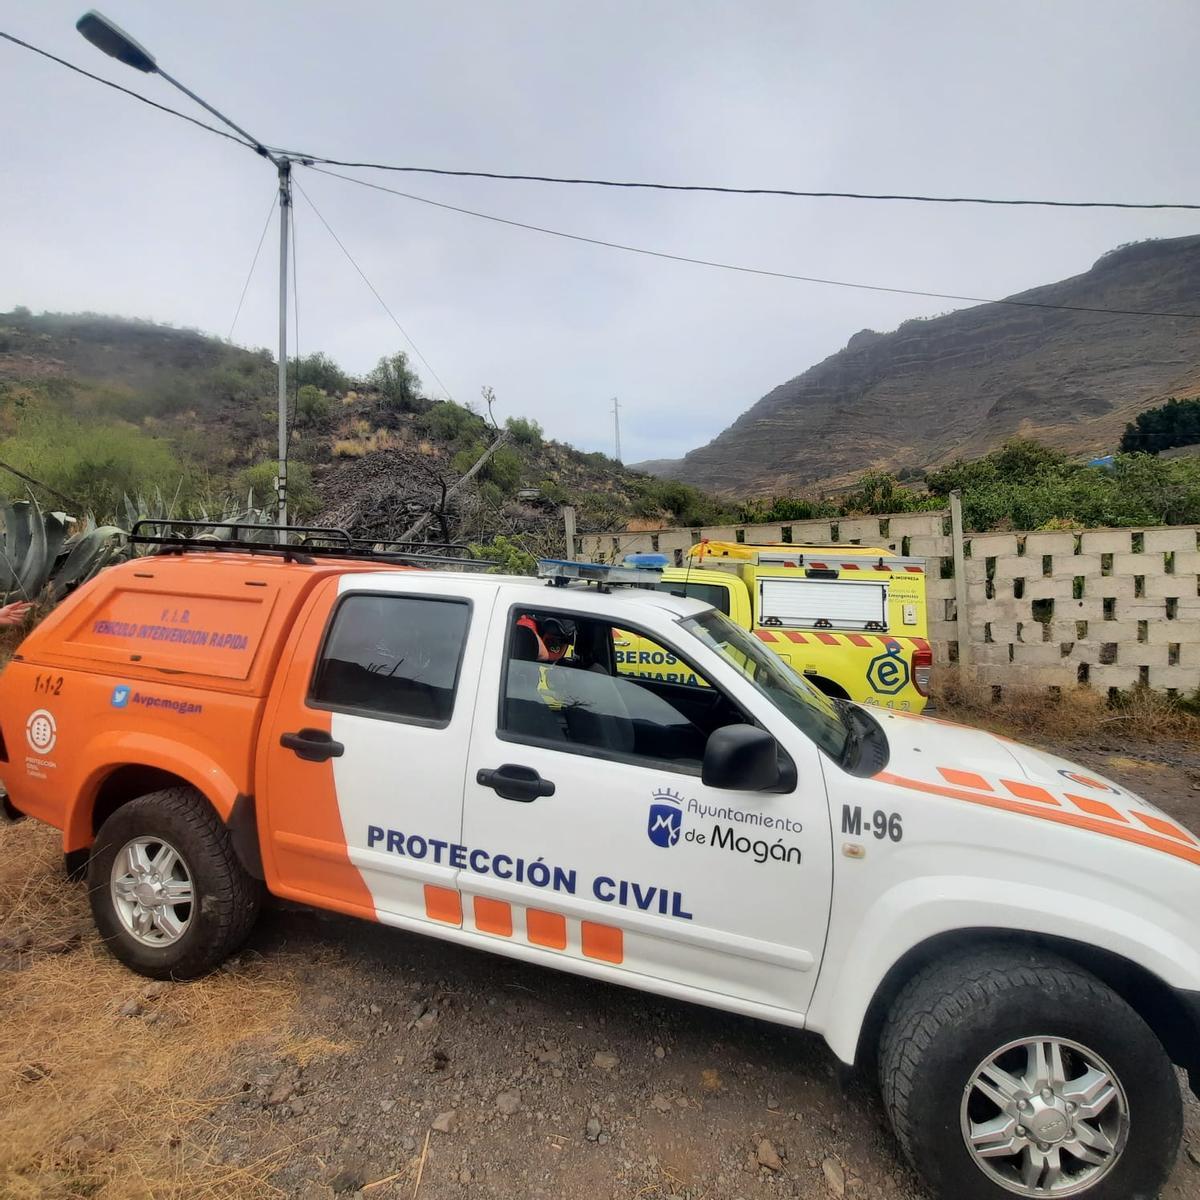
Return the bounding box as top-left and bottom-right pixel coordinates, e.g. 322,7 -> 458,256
647,788 -> 683,848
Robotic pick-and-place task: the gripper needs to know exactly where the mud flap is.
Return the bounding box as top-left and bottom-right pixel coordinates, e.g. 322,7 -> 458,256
226,793 -> 265,880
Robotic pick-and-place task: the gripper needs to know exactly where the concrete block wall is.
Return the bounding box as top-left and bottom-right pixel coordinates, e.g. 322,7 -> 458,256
962,525 -> 1200,696
577,511 -> 1200,696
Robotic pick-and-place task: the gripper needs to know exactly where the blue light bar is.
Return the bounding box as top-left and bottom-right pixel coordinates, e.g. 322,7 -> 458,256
537,558 -> 663,586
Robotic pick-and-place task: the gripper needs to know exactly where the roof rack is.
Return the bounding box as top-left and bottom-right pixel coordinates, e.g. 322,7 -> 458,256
129,520 -> 498,569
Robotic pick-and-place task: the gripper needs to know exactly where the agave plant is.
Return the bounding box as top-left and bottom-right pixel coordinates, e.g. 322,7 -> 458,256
121,487 -> 275,552
0,496 -> 126,606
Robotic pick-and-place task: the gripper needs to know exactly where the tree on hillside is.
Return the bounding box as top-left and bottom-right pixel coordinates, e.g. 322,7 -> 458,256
925,438 -> 1069,495
1120,396 -> 1200,455
291,351 -> 348,395
370,351 -> 424,411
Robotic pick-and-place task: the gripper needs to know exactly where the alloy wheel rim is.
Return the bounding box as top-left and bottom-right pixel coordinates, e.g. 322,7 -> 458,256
960,1035 -> 1129,1197
110,836 -> 194,947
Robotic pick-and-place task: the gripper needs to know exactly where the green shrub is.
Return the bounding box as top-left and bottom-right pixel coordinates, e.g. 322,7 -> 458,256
469,535 -> 537,574
291,351 -> 349,395
0,409 -> 187,521
295,384 -> 333,426
505,415 -> 543,446
421,401 -> 487,446
236,460 -> 320,520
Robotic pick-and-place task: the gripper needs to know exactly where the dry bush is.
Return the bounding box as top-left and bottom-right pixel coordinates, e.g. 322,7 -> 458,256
932,668 -> 1200,746
0,821 -> 307,1199
332,428 -> 405,459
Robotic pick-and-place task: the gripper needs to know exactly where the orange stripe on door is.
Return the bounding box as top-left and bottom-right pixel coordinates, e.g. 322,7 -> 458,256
783,631 -> 808,643
816,632 -> 839,645
873,771 -> 1200,867
424,885 -> 463,925
473,896 -> 513,936
526,908 -> 567,950
755,630 -> 779,643
581,921 -> 624,964
847,634 -> 871,647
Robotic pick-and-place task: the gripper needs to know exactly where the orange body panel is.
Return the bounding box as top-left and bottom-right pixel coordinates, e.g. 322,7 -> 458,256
254,577 -> 378,917
0,554 -> 408,859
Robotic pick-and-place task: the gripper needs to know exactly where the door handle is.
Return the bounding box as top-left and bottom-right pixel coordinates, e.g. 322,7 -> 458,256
281,728 -> 345,762
476,764 -> 555,802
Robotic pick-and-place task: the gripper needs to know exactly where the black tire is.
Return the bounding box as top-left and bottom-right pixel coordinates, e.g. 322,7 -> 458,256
878,948 -> 1181,1200
87,786 -> 263,980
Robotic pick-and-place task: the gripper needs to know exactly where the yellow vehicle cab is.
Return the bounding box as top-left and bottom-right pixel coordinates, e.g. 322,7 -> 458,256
615,542 -> 931,712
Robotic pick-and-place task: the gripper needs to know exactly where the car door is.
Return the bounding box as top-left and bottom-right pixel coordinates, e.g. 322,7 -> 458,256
459,590 -> 834,1019
261,575 -> 482,930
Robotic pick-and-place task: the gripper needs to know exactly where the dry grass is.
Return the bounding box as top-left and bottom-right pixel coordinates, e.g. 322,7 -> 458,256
332,428 -> 406,458
932,668 -> 1200,746
0,820 -> 311,1199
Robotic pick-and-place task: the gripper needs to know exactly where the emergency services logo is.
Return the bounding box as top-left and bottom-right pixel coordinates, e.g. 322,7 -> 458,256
866,642 -> 909,696
647,788 -> 683,848
26,709 -> 57,753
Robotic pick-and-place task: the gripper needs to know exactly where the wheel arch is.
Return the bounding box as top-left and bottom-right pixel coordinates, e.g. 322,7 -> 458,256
853,928 -> 1200,1082
67,741 -> 262,881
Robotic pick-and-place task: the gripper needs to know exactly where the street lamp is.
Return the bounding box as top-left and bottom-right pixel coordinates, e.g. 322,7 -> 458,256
76,10 -> 293,534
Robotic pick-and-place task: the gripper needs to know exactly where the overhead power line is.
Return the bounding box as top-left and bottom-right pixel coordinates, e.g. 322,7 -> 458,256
290,154 -> 1200,213
6,30 -> 1200,213
0,30 -> 255,151
227,189 -> 279,340
304,166 -> 1200,321
291,177 -> 455,399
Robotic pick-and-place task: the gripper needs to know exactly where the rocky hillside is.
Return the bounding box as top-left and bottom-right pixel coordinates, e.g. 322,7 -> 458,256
0,311 -> 663,548
639,235 -> 1200,495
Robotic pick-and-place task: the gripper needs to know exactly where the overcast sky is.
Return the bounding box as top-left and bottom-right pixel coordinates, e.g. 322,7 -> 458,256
4,1 -> 1199,464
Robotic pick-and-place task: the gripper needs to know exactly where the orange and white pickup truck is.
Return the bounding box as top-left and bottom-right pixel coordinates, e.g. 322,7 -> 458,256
1,533 -> 1197,1200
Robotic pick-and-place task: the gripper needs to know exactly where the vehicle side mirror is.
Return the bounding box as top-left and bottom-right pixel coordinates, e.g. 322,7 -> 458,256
702,724 -> 788,791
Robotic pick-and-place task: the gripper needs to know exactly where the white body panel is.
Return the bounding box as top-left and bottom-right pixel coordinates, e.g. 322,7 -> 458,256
310,571 -> 1200,1066
758,577 -> 888,630
460,583 -> 834,1014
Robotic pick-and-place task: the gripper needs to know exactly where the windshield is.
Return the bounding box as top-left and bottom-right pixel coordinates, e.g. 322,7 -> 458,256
681,609 -> 849,760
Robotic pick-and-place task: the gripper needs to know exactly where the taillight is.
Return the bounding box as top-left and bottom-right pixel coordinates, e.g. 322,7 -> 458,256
913,646 -> 933,697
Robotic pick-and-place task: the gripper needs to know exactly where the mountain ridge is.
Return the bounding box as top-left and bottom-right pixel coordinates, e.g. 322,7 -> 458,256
636,235 -> 1200,495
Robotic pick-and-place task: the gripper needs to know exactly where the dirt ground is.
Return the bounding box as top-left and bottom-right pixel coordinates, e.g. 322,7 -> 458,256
2,731 -> 1200,1199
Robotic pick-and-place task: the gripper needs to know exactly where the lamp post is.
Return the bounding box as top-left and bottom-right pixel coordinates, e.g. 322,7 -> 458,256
76,10 -> 292,533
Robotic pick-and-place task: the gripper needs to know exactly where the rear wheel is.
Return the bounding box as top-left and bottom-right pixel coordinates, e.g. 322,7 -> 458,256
88,787 -> 262,979
879,948 -> 1181,1200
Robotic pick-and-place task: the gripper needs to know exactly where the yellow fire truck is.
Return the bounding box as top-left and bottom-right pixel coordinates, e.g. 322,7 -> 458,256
616,541 -> 932,712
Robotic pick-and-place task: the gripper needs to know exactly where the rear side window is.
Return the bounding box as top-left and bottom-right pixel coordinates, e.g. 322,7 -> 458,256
311,594 -> 470,726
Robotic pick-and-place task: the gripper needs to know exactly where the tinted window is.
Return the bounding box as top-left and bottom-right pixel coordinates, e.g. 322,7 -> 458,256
501,609 -> 748,770
312,594 -> 469,725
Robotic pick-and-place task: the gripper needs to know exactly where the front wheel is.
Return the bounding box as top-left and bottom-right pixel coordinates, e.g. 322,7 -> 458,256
88,787 -> 262,979
879,948 -> 1181,1200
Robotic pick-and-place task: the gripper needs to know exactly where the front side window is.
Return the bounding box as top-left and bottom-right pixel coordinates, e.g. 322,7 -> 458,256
311,594 -> 470,725
500,608 -> 747,771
